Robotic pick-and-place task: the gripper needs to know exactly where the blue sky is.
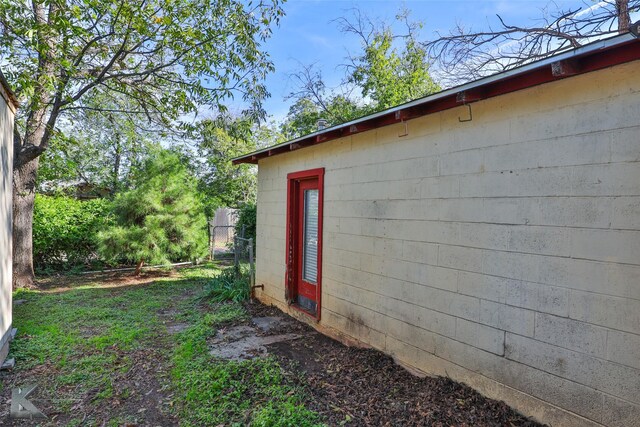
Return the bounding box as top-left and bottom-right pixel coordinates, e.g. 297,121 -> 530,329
260,0 -> 591,119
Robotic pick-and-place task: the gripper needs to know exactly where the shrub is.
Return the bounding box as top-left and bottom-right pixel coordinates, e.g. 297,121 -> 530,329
203,267 -> 250,302
33,195 -> 114,271
235,203 -> 256,241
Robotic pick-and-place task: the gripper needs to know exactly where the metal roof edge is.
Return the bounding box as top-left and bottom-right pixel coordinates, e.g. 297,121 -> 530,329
234,32 -> 638,165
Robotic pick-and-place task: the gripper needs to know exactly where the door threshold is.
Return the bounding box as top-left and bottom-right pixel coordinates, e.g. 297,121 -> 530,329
290,303 -> 318,320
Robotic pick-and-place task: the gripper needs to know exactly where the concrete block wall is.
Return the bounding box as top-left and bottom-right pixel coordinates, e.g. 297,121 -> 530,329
254,60 -> 640,427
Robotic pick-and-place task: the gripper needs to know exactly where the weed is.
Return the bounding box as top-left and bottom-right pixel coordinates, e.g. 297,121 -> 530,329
202,266 -> 251,302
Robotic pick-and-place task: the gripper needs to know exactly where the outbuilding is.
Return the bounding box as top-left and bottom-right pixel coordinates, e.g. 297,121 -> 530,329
0,71 -> 17,367
234,33 -> 640,427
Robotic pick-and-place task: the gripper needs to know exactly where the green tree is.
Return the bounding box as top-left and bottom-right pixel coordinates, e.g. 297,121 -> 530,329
33,194 -> 114,271
235,203 -> 257,242
0,0 -> 284,288
39,94 -> 153,195
283,8 -> 439,139
344,9 -> 439,109
280,92 -> 370,140
196,115 -> 284,215
98,150 -> 207,275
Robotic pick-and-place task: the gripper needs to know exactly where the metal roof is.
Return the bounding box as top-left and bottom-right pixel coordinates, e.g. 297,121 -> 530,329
234,33 -> 640,165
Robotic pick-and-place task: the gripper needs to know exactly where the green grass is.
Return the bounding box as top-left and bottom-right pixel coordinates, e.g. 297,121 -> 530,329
7,264 -> 323,426
171,304 -> 321,427
10,273 -> 196,419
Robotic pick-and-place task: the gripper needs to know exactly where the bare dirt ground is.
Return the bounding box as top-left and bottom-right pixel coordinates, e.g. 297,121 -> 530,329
244,302 -> 544,427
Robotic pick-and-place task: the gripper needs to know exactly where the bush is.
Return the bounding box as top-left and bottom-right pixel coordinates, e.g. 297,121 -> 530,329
33,195 -> 114,271
235,203 -> 256,241
203,267 -> 251,302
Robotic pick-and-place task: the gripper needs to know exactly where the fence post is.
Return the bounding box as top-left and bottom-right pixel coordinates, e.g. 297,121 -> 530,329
210,223 -> 215,261
233,236 -> 239,272
248,238 -> 255,291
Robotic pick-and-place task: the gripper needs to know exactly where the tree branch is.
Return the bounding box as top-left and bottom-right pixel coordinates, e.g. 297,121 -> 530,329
425,0 -> 640,86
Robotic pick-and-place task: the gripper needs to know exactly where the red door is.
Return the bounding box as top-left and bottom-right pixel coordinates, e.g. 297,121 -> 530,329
286,169 -> 324,318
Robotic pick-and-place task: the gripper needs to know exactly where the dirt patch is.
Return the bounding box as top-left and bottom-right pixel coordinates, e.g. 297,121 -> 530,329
245,302 -> 544,427
252,316 -> 286,333
166,323 -> 190,334
36,269 -> 180,293
0,348 -> 177,427
104,348 -> 177,427
208,322 -> 302,361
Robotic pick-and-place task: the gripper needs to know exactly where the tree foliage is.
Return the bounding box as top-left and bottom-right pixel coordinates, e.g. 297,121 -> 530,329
196,115 -> 283,215
235,203 -> 257,242
1,0 -> 284,288
98,150 -> 207,272
340,8 -> 439,110
33,194 -> 114,271
39,94 -> 153,194
280,89 -> 370,140
1,0 -> 285,139
282,8 -> 440,139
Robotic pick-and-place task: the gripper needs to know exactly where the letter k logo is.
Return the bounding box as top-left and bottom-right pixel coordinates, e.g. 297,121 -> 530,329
10,384 -> 46,419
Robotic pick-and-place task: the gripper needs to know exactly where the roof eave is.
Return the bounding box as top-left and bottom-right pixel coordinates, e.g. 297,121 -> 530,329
0,70 -> 19,112
233,33 -> 640,165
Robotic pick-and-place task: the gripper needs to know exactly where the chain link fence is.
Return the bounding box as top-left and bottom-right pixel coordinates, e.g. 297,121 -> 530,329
208,221 -> 256,294
209,224 -> 235,259
209,222 -> 251,259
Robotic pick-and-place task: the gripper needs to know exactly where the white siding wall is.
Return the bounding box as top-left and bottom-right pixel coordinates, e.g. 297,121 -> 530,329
254,60 -> 640,427
0,86 -> 14,364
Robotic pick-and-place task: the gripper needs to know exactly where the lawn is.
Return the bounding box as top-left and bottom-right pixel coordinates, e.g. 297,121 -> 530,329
0,264 -> 319,426
0,264 -> 541,426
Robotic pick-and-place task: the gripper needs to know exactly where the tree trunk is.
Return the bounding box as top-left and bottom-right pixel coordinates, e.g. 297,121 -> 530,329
12,157 -> 40,289
112,140 -> 122,195
12,106 -> 53,289
10,0 -> 63,289
616,0 -> 631,33
111,116 -> 122,195
134,259 -> 144,276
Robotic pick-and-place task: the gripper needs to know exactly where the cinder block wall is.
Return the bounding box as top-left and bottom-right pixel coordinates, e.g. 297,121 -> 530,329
0,87 -> 14,365
254,60 -> 640,427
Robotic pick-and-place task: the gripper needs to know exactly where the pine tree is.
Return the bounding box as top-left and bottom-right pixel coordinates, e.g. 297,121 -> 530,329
98,150 -> 207,274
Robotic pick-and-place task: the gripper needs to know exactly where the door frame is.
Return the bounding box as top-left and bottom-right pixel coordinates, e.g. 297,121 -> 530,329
285,168 -> 324,320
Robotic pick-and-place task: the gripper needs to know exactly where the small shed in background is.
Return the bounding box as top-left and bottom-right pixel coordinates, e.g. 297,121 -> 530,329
0,71 -> 17,366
